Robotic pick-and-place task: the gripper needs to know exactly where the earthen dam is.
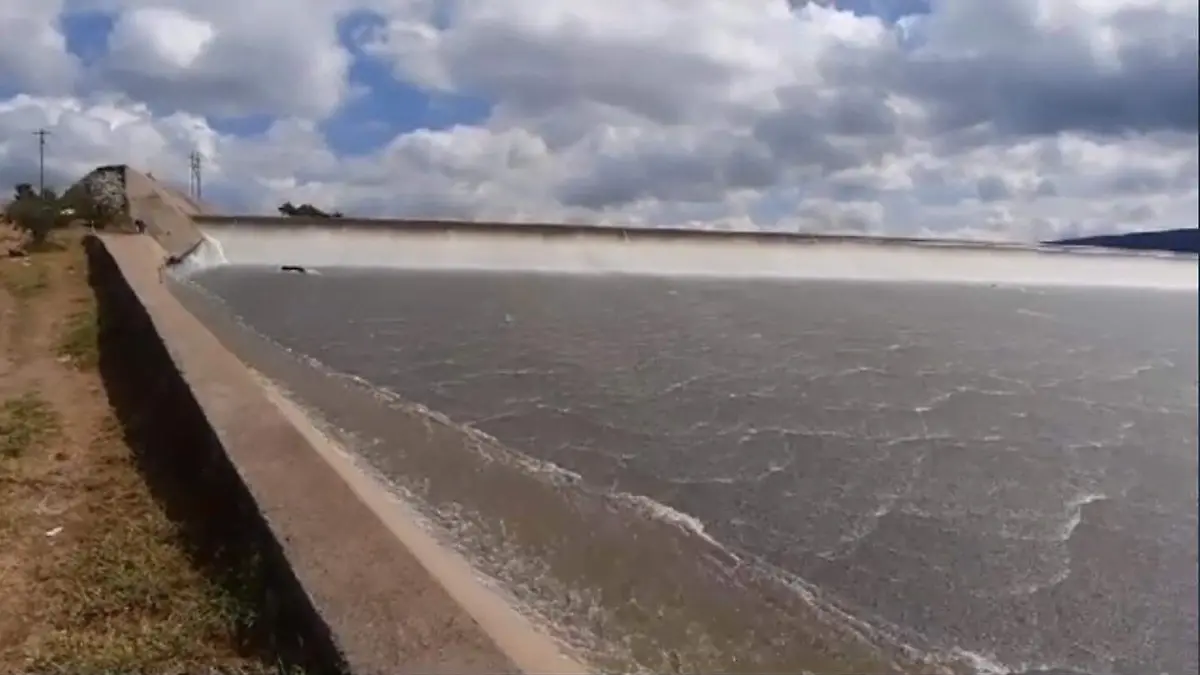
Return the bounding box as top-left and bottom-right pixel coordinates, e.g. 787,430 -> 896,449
95,167 -> 1198,675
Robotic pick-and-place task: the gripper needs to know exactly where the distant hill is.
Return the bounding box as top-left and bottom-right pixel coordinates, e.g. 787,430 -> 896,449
1049,228 -> 1199,255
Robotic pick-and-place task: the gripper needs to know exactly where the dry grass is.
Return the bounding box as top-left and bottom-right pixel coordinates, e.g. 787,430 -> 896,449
19,417 -> 280,674
0,259 -> 49,300
55,305 -> 100,370
0,225 -> 289,674
0,391 -> 61,458
1,236 -> 51,351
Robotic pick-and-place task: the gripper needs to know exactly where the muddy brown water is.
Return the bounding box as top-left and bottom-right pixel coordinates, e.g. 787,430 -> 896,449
176,266 -> 1198,675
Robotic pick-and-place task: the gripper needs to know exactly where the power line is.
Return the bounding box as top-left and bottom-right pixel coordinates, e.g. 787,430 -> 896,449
32,129 -> 51,195
188,150 -> 203,201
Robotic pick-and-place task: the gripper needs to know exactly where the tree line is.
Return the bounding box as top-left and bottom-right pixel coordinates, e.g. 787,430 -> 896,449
277,202 -> 343,218
5,178 -> 345,249
4,172 -> 127,248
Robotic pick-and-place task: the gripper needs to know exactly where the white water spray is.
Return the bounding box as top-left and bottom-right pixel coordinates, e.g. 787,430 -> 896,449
174,232 -> 229,276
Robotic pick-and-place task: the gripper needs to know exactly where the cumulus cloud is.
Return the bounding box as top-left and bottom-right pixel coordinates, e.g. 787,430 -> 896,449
0,94 -> 212,190
876,0 -> 1200,138
0,0 -> 79,95
87,0 -> 355,119
0,0 -> 1195,240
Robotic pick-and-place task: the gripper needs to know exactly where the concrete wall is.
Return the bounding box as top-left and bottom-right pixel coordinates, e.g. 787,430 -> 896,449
84,234 -> 347,675
86,233 -> 524,675
194,213 -> 1042,252
122,167 -> 206,259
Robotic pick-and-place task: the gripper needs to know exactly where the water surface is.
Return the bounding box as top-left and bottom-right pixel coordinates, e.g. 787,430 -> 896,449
191,266 -> 1199,675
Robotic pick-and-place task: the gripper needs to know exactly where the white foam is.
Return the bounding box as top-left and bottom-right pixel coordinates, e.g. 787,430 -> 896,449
174,232 -> 228,276
949,648 -> 1014,675
609,492 -> 731,554
188,223 -> 1199,290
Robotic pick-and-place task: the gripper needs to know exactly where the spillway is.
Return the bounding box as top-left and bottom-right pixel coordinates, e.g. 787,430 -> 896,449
173,219 -> 1199,675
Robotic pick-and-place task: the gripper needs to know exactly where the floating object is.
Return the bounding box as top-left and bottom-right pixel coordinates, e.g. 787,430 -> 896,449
281,265 -> 309,274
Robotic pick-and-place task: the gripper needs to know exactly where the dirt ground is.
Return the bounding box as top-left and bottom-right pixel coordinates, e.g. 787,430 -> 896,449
0,224 -> 284,674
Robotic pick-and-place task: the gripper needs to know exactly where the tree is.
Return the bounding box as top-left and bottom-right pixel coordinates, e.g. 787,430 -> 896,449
5,184 -> 68,246
277,201 -> 343,218
70,169 -> 127,229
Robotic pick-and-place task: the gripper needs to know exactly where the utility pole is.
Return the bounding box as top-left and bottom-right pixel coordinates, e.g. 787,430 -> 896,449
188,150 -> 203,201
32,129 -> 51,195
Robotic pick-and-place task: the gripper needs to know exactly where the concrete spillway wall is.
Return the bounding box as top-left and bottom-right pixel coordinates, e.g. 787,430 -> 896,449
188,216 -> 1199,290
85,234 -> 558,674
83,235 -> 346,674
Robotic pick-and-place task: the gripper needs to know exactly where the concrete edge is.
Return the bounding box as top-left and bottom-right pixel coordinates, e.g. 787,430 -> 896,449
86,233 -> 584,675
84,233 -> 346,674
255,375 -> 590,675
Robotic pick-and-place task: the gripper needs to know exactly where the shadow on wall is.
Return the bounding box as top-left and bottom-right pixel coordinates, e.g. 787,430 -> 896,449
82,236 -> 349,675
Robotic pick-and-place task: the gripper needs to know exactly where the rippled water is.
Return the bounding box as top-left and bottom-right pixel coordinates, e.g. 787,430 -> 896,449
188,266 -> 1198,675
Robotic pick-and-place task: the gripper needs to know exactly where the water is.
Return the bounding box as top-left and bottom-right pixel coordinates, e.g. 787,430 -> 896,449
184,265 -> 1198,675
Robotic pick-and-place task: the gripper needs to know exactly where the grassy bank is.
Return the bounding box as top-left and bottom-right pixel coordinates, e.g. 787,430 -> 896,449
0,226 -> 290,674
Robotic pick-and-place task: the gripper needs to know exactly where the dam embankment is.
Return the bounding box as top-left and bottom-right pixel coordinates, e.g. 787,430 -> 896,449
83,235 -> 344,674
84,233 -> 538,675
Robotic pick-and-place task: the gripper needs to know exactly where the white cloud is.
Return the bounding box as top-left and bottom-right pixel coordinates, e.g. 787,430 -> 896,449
105,8 -> 216,72
0,94 -> 215,190
86,0 -> 355,119
0,0 -> 79,95
0,0 -> 1195,240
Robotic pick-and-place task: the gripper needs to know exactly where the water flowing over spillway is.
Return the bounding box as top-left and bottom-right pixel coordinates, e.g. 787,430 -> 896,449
174,222 -> 1199,675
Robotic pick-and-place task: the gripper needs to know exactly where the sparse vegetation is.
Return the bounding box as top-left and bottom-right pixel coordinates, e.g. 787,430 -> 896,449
56,306 -> 99,370
17,413 -> 278,674
3,183 -> 73,246
0,392 -> 60,458
0,258 -> 51,349
0,259 -> 50,300
0,224 -> 290,674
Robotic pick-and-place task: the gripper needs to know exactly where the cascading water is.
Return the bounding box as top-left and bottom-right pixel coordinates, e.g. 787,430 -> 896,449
177,221 -> 1199,289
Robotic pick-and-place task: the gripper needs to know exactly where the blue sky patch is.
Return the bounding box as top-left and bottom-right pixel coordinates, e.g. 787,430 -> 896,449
323,11 -> 492,155
61,10 -> 115,66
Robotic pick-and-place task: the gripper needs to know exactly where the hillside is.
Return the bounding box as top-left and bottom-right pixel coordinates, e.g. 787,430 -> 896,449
1049,228 -> 1200,254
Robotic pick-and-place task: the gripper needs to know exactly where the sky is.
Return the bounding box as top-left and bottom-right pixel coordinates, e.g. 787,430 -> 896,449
0,0 -> 1196,240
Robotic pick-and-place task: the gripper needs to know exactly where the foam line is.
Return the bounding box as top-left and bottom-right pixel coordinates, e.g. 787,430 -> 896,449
187,223 -> 1199,290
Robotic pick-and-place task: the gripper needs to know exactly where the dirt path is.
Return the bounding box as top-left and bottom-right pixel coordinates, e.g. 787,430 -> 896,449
0,226 -> 283,674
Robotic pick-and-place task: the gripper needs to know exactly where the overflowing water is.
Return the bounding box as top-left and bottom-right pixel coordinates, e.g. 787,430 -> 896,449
174,225 -> 1199,675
